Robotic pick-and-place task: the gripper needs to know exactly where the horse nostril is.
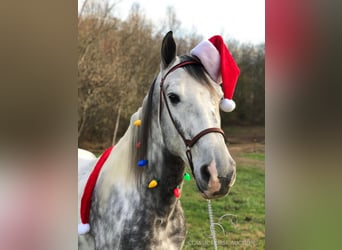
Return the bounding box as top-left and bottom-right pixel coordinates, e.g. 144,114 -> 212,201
200,164 -> 210,183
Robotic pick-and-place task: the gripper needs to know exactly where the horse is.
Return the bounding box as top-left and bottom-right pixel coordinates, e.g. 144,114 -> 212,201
78,31 -> 236,250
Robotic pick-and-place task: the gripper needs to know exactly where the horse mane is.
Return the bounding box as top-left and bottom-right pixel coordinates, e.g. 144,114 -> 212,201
129,78 -> 156,186
129,55 -> 214,186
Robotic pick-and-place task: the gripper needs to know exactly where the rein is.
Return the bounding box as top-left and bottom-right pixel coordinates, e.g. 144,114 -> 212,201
159,60 -> 226,176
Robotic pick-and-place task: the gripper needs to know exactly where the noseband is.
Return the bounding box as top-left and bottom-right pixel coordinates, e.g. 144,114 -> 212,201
159,60 -> 226,176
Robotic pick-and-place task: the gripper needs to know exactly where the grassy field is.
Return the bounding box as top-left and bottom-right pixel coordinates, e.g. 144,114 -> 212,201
181,151 -> 265,250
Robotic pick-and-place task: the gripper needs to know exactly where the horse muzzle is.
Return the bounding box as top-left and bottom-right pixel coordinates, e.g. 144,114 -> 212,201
196,159 -> 236,199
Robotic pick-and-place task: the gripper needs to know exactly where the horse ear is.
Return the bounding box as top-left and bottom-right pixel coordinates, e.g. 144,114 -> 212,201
161,31 -> 176,68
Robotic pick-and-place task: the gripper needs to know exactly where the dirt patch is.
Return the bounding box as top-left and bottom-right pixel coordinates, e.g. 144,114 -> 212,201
229,143 -> 265,169
224,126 -> 265,145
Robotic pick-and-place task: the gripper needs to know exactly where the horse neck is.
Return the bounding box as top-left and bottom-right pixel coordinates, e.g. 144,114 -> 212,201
139,101 -> 186,217
95,124 -> 138,202
98,78 -> 187,218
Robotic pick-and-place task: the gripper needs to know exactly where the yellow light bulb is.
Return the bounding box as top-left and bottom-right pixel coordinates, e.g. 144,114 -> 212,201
148,179 -> 158,188
133,119 -> 142,126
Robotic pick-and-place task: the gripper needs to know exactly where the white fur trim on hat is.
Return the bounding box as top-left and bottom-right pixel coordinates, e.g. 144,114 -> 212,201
220,98 -> 236,112
190,40 -> 222,83
78,223 -> 90,235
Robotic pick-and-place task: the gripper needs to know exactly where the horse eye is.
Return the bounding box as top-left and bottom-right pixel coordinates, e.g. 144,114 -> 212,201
168,93 -> 180,104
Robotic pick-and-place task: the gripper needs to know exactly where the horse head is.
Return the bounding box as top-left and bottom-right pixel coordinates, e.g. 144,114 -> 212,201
156,32 -> 236,199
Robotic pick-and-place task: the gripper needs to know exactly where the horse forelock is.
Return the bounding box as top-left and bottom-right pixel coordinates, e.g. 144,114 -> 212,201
179,55 -> 216,94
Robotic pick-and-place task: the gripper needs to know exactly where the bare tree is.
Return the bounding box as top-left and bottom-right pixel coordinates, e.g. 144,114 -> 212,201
78,2 -> 160,147
78,2 -> 265,149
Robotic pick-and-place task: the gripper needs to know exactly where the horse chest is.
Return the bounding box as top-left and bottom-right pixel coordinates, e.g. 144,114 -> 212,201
90,188 -> 186,249
150,212 -> 187,250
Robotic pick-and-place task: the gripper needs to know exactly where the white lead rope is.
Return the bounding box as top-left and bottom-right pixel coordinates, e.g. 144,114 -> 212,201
207,199 -> 218,250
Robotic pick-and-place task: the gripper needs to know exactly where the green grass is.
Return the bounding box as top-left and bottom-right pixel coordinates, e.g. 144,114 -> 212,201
181,162 -> 265,249
241,152 -> 265,161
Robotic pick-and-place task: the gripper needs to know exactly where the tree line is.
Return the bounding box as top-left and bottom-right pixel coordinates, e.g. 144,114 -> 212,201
78,2 -> 264,150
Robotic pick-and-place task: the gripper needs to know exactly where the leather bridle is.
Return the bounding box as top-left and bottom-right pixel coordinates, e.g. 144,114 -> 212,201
159,60 -> 226,176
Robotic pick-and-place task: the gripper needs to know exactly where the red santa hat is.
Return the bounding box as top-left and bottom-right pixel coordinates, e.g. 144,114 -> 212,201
190,35 -> 240,112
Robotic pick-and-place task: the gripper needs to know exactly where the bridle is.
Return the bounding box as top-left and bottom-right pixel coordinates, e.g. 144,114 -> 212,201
159,60 -> 226,176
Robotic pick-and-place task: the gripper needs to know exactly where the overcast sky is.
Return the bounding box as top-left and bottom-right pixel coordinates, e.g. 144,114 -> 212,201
78,0 -> 265,44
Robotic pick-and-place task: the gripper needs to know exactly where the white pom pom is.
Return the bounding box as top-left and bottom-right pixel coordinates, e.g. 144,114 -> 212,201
220,99 -> 236,112
78,223 -> 90,235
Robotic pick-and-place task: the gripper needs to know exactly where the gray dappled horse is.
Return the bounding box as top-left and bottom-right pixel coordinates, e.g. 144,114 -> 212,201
78,31 -> 236,250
